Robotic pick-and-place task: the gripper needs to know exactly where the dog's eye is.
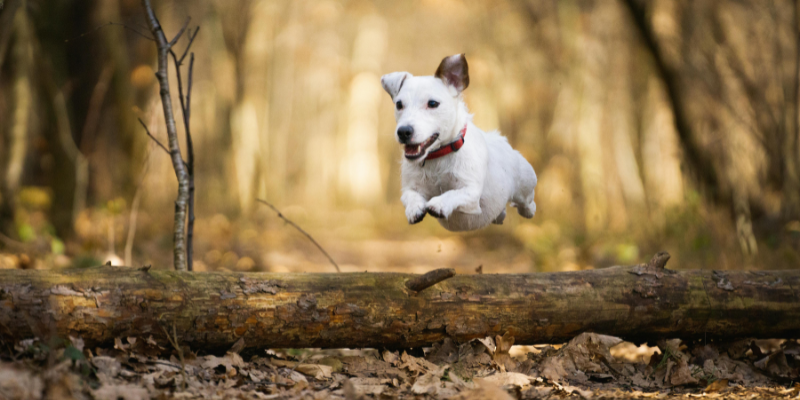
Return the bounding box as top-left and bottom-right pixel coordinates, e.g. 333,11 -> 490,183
395,101 -> 403,110
427,100 -> 440,109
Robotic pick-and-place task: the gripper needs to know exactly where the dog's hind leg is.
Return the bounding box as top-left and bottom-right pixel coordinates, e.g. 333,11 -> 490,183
512,189 -> 536,219
492,209 -> 506,225
515,201 -> 536,218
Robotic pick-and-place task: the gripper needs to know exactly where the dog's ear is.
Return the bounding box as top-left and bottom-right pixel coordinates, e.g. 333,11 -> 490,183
381,72 -> 411,99
435,54 -> 469,94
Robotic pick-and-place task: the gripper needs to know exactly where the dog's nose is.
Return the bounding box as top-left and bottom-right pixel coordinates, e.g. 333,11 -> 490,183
397,125 -> 414,143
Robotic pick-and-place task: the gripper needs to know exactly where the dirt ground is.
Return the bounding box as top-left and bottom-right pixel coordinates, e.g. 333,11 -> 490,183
1,332 -> 798,399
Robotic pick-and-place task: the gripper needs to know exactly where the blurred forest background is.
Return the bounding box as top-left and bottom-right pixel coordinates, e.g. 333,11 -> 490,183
0,0 -> 799,274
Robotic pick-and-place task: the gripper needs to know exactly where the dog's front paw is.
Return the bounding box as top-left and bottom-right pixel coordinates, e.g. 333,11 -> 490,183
426,197 -> 454,219
405,205 -> 427,225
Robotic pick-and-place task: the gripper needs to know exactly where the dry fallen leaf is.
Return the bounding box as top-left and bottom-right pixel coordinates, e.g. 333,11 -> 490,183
201,352 -> 245,374
352,383 -> 386,396
400,351 -> 440,376
704,379 -> 729,392
270,359 -> 333,379
563,384 -> 594,399
229,337 -> 246,354
474,372 -> 532,388
92,384 -> 150,400
450,383 -> 514,400
0,364 -> 44,400
540,356 -> 569,382
493,332 -> 517,372
295,363 -> 333,380
382,350 -> 400,365
92,355 -> 122,384
754,350 -> 793,377
668,359 -> 698,387
537,332 -> 623,383
427,337 -> 459,364
477,336 -> 497,355
411,366 -> 447,394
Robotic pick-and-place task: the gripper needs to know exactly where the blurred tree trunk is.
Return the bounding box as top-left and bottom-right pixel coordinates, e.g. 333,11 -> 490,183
340,14 -> 388,206
265,1 -> 294,207
39,64 -> 83,239
622,0 -> 723,203
29,1 -> 107,239
0,4 -> 32,238
786,0 -> 800,220
215,0 -> 266,214
575,27 -> 609,233
0,0 -> 21,69
98,1 -> 138,199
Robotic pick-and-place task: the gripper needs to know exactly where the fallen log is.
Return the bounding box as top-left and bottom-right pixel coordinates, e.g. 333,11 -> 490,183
0,254 -> 798,351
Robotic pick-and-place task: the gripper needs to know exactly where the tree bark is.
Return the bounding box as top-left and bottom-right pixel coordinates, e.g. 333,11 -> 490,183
0,261 -> 798,352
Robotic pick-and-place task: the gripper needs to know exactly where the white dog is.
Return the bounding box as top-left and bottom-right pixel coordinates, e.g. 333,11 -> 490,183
381,54 -> 537,231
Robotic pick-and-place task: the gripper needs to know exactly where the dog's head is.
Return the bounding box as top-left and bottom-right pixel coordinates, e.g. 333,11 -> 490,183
381,54 -> 469,162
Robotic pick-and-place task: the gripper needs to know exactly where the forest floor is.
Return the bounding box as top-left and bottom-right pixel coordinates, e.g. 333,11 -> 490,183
4,203 -> 799,275
1,333 -> 799,399
2,204 -> 800,398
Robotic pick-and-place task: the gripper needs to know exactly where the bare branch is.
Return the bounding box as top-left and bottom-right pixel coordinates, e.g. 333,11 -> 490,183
177,27 -> 200,65
406,268 -> 456,293
141,0 -> 191,271
256,199 -> 341,273
138,118 -> 169,156
168,17 -> 191,49
64,21 -> 155,43
0,231 -> 31,252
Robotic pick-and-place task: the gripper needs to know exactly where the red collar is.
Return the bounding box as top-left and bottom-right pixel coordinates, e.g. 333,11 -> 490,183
424,124 -> 467,162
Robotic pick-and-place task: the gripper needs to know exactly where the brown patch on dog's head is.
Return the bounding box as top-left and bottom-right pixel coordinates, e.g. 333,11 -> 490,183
435,54 -> 469,93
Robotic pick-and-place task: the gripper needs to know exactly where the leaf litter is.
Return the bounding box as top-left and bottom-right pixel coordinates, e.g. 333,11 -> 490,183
0,333 -> 799,399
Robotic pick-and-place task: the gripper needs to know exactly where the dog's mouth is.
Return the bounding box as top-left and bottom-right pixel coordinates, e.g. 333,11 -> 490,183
404,133 -> 439,160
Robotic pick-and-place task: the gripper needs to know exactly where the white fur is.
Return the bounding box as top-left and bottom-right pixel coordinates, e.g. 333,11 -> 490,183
381,57 -> 538,231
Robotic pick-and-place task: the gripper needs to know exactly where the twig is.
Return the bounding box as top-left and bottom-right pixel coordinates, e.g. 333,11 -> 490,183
647,251 -> 671,270
64,21 -> 155,43
175,27 -> 199,65
0,231 -> 49,255
161,324 -> 187,391
168,17 -> 190,48
138,118 -> 169,156
256,199 -> 340,272
0,231 -> 29,251
406,268 -> 456,293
